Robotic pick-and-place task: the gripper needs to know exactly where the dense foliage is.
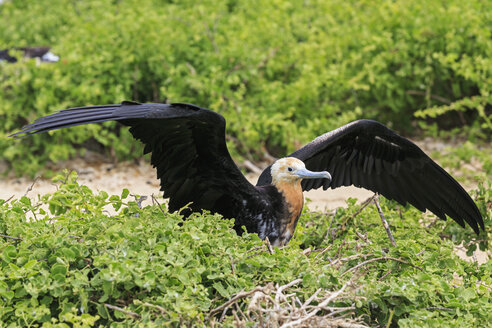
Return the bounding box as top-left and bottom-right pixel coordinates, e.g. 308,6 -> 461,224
1,0 -> 491,175
1,0 -> 491,326
0,170 -> 490,327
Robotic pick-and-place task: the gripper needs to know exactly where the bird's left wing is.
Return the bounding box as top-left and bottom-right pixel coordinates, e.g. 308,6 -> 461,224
257,120 -> 484,233
12,101 -> 259,217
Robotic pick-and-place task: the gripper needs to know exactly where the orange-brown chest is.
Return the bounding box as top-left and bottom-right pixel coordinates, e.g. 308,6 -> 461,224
275,181 -> 304,234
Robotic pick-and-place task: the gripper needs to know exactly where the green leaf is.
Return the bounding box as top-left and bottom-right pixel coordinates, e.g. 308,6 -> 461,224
0,290 -> 14,300
51,263 -> 67,276
61,248 -> 76,260
3,245 -> 17,262
213,282 -> 229,298
121,189 -> 130,199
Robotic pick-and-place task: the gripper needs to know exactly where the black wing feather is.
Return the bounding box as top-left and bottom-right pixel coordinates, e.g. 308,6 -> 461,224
11,102 -> 259,221
257,119 -> 484,234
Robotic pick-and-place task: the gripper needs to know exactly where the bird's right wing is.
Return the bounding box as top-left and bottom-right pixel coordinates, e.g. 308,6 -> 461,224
257,120 -> 484,234
11,101 -> 259,217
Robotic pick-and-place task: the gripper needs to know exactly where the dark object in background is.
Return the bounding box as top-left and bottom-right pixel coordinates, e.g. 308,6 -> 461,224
0,47 -> 59,63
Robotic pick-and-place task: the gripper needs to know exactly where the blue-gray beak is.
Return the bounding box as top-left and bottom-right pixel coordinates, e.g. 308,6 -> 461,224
295,168 -> 332,184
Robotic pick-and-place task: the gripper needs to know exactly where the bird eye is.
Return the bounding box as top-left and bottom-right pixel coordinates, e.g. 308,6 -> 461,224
287,167 -> 293,172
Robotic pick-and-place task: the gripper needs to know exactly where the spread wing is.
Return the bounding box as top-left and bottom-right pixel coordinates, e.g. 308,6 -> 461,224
11,101 -> 259,217
257,120 -> 484,234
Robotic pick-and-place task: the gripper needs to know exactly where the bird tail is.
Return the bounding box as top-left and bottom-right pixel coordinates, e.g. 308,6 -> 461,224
10,101 -> 148,137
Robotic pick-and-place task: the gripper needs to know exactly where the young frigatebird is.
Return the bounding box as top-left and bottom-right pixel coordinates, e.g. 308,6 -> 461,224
11,102 -> 484,246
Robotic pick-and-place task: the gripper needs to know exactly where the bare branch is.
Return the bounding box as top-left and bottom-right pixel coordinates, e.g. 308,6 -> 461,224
210,275 -> 369,327
130,194 -> 147,209
279,279 -> 353,328
207,284 -> 274,320
0,234 -> 23,241
406,90 -> 452,104
151,194 -> 166,216
104,303 -> 141,319
327,319 -> 370,328
425,306 -> 454,311
264,237 -> 274,254
243,160 -> 262,174
378,269 -> 393,281
23,177 -> 40,197
352,194 -> 377,219
314,244 -> 333,262
342,256 -> 423,276
135,300 -> 167,316
324,208 -> 337,241
354,229 -> 371,245
330,253 -> 373,266
374,194 -> 397,247
275,279 -> 303,304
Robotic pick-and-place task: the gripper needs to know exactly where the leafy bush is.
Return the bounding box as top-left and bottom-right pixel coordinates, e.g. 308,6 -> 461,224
1,0 -> 491,175
0,171 -> 490,327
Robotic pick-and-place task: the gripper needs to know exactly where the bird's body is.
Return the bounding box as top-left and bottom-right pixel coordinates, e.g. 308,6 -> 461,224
12,101 -> 484,245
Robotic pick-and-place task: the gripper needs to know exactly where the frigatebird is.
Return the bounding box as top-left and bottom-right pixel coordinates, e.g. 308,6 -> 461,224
0,47 -> 59,63
11,101 -> 484,246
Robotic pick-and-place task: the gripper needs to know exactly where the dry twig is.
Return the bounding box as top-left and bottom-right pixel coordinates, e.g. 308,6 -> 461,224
134,300 -> 167,316
131,194 -> 148,209
330,253 -> 373,267
243,160 -> 262,174
209,275 -> 369,327
425,306 -> 453,311
324,209 -> 337,241
207,284 -> 274,321
264,237 -> 275,254
279,279 -> 355,328
229,254 -> 236,275
314,244 -> 333,262
354,229 -> 371,245
24,177 -> 40,197
374,194 -> 397,247
0,234 -> 23,241
104,303 -> 141,319
349,194 -> 377,222
151,194 -> 166,215
378,269 -> 393,282
405,90 -> 452,104
342,256 -> 423,276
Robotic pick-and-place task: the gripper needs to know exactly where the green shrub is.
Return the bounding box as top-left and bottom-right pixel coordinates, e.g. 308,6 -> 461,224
0,171 -> 490,327
1,0 -> 491,175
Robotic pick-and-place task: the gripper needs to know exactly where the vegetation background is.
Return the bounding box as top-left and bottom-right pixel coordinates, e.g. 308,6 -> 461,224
0,0 -> 491,327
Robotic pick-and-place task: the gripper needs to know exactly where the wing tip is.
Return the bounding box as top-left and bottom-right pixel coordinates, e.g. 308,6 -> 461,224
441,211 -> 483,235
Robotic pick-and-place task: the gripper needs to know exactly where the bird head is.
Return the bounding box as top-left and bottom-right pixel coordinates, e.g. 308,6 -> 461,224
271,157 -> 332,185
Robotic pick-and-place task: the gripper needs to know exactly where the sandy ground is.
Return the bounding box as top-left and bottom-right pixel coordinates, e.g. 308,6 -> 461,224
0,139 -> 489,264
0,159 -> 373,211
0,138 -> 464,205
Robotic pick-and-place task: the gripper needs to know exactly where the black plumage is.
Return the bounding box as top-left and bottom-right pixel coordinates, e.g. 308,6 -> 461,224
258,120 -> 484,234
11,102 -> 484,245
